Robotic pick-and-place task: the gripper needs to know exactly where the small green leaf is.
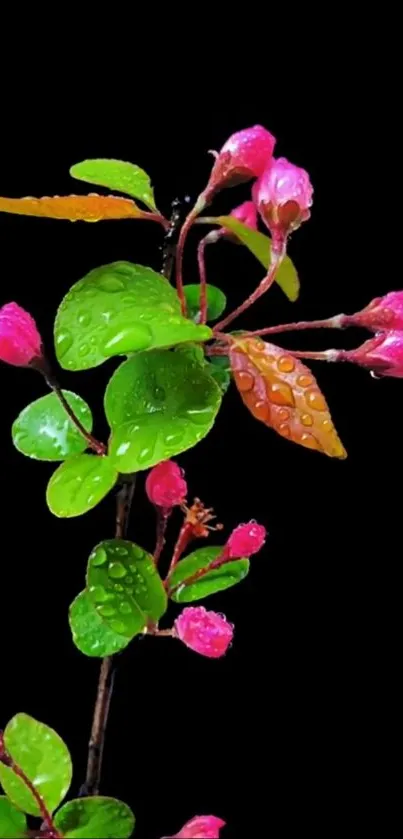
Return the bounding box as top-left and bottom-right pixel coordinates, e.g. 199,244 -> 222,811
70,157 -> 157,211
46,455 -> 118,518
105,350 -> 222,473
216,215 -> 300,302
169,546 -> 249,602
54,262 -> 212,372
69,591 -> 130,657
54,796 -> 135,839
183,284 -> 227,322
0,797 -> 27,839
12,391 -> 93,461
87,540 -> 167,638
0,714 -> 72,816
207,356 -> 231,394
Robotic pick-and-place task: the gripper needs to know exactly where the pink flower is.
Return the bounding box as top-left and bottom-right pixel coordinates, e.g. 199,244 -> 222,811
230,200 -> 258,230
0,302 -> 43,367
203,125 -> 276,201
174,606 -> 233,659
345,291 -> 403,332
226,521 -> 267,558
253,156 -> 313,249
163,815 -> 226,838
344,331 -> 403,378
146,460 -> 187,509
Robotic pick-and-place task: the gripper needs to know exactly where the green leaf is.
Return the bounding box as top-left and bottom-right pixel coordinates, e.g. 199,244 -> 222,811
207,356 -> 231,394
70,157 -> 157,211
54,796 -> 135,839
169,546 -> 250,602
216,215 -> 300,302
69,591 -> 131,657
54,262 -> 212,371
0,797 -> 27,839
46,455 -> 118,518
183,284 -> 226,322
105,350 -> 222,473
0,714 -> 72,816
12,391 -> 93,461
87,540 -> 167,638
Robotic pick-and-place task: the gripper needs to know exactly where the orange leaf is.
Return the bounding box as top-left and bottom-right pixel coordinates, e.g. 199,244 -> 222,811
230,337 -> 347,458
0,193 -> 146,221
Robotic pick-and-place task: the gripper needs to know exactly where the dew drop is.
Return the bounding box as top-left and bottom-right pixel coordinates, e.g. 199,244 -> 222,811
114,584 -> 124,592
268,381 -> 295,407
114,545 -> 129,556
109,619 -> 126,634
119,602 -> 132,615
89,585 -> 109,603
56,331 -> 73,358
278,408 -> 290,421
234,370 -> 255,392
297,374 -> 314,388
96,275 -> 126,292
251,399 -> 270,421
299,432 -> 321,451
322,419 -> 333,431
91,547 -> 108,567
278,355 -> 295,373
78,343 -> 91,357
138,442 -> 156,464
77,311 -> 92,326
278,422 -> 291,438
301,413 -> 313,427
108,561 -> 127,579
97,604 -> 116,618
164,429 -> 185,446
305,389 -> 327,411
125,575 -> 133,584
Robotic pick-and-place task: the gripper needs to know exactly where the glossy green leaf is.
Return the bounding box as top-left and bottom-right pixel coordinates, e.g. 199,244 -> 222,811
54,262 -> 211,372
46,455 -> 118,518
69,591 -> 130,657
216,216 -> 299,302
183,284 -> 227,322
0,714 -> 72,816
87,540 -> 167,638
105,350 -> 222,473
0,797 -> 27,839
207,356 -> 231,394
12,391 -> 92,461
70,157 -> 157,211
54,796 -> 135,839
169,546 -> 249,602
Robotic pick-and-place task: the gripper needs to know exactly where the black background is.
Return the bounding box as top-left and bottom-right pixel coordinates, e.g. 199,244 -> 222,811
0,78 -> 399,837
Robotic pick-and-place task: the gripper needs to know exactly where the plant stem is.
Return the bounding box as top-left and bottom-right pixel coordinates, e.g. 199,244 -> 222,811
0,736 -> 60,838
82,479 -> 136,797
175,198 -> 206,315
45,374 -> 106,456
289,349 -> 339,361
153,508 -> 170,564
166,521 -> 193,580
167,549 -> 229,597
213,243 -> 286,332
197,236 -> 209,324
244,314 -> 345,337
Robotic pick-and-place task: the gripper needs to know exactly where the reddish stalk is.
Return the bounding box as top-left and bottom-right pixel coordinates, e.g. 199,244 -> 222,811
43,374 -> 106,456
214,243 -> 286,332
167,549 -> 229,598
153,508 -> 171,564
244,314 -> 345,337
289,349 -> 340,362
166,521 -> 194,579
175,198 -> 206,315
197,236 -> 209,324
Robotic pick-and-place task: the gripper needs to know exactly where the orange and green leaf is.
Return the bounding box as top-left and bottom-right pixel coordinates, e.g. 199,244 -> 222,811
230,337 -> 346,458
0,193 -> 147,222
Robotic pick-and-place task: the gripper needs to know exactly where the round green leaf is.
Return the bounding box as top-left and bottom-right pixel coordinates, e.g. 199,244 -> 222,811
87,539 -> 167,639
46,455 -> 118,518
169,546 -> 250,602
69,591 -> 130,657
0,714 -> 72,816
207,356 -> 231,394
12,391 -> 93,461
70,157 -> 157,211
54,796 -> 135,839
215,215 -> 300,302
183,284 -> 227,322
105,350 -> 222,473
0,797 -> 27,839
54,262 -> 212,371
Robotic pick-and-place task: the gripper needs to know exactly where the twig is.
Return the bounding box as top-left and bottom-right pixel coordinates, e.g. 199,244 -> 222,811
244,315 -> 344,337
153,508 -> 171,565
213,245 -> 286,332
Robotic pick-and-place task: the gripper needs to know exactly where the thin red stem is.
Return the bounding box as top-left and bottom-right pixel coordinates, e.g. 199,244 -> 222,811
153,508 -> 171,565
46,377 -> 106,455
144,212 -> 170,230
214,243 -> 286,332
175,199 -> 205,315
167,548 -> 229,598
165,521 -> 193,581
244,315 -> 345,337
289,349 -> 339,361
197,236 -> 209,324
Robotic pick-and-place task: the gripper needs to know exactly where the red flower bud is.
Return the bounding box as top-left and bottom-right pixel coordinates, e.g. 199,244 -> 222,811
174,606 -> 233,659
230,200 -> 258,230
226,521 -> 266,558
204,125 -> 276,202
145,460 -> 187,509
345,291 -> 403,332
343,331 -> 403,378
0,302 -> 43,367
253,156 -> 313,250
162,815 -> 226,838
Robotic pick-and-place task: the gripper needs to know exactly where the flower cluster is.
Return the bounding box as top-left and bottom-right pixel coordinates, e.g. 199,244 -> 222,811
340,292 -> 403,378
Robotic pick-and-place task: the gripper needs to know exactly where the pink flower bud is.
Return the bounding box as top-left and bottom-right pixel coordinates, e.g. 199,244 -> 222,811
163,815 -> 226,838
204,125 -> 276,201
146,460 -> 187,509
253,157 -> 313,248
0,302 -> 43,367
230,200 -> 258,230
174,606 -> 233,659
345,291 -> 403,332
343,331 -> 403,378
226,521 -> 266,558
